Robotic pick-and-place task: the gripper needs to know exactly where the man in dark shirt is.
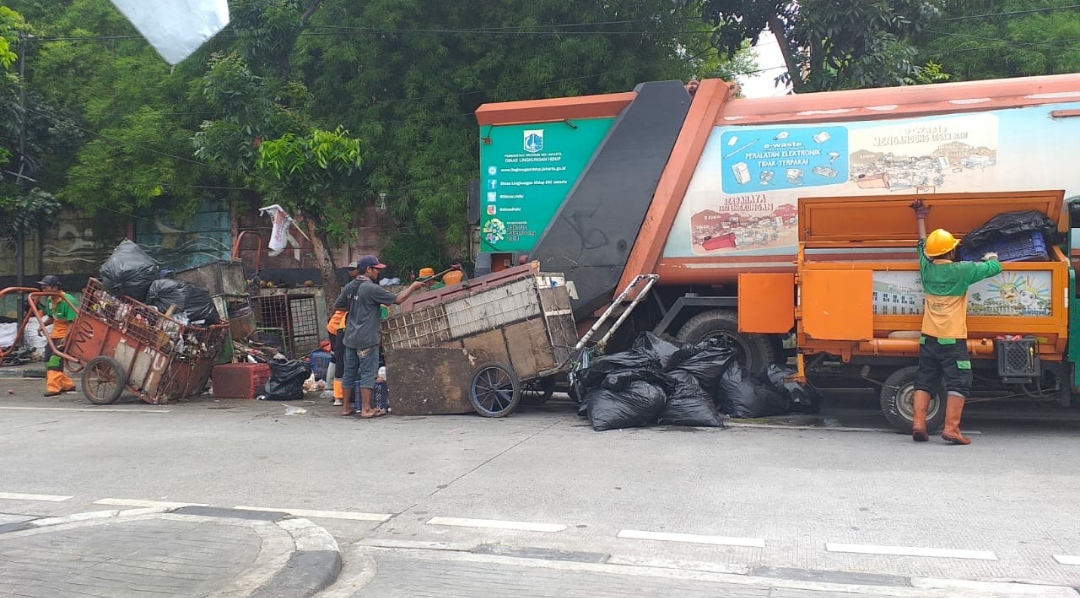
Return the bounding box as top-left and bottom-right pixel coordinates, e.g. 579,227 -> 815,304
333,255 -> 424,417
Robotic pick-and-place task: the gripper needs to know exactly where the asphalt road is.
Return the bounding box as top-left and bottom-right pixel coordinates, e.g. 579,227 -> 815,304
2,377 -> 1080,596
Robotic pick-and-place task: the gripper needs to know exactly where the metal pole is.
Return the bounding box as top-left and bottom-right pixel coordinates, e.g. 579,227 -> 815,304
15,32 -> 27,323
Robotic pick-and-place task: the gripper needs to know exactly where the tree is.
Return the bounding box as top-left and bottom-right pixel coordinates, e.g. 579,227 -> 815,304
913,1 -> 1080,81
703,0 -> 942,92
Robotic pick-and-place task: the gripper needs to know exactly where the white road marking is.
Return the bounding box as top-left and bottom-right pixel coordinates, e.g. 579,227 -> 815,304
617,529 -> 765,548
0,406 -> 169,413
31,510 -> 120,527
826,542 -> 996,560
427,517 -> 567,533
95,498 -> 207,509
234,505 -> 392,522
0,492 -> 72,502
1053,554 -> 1080,565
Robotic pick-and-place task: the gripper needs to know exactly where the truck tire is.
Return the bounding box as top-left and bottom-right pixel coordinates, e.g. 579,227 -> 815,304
880,366 -> 945,434
675,309 -> 777,374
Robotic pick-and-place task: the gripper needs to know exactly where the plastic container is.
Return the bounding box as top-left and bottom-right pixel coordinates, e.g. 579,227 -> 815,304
960,230 -> 1048,263
353,379 -> 391,412
212,363 -> 271,399
308,350 -> 333,381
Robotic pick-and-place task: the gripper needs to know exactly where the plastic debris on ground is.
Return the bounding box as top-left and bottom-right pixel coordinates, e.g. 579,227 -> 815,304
99,240 -> 160,302
283,404 -> 308,416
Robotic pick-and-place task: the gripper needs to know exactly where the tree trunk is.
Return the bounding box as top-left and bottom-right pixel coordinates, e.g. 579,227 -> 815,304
300,211 -> 342,310
768,14 -> 805,93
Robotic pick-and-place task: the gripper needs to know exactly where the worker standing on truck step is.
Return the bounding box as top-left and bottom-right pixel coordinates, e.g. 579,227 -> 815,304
35,275 -> 78,397
909,200 -> 1002,445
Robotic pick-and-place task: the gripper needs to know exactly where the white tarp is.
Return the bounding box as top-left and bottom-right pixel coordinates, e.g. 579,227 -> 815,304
259,204 -> 294,254
109,0 -> 229,65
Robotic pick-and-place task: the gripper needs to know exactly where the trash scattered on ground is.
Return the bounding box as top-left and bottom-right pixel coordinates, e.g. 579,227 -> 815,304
283,404 -> 307,416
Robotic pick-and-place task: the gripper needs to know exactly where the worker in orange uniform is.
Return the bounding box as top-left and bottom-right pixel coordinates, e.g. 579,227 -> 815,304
910,200 -> 1001,445
441,259 -> 465,286
36,275 -> 78,397
418,267 -> 445,290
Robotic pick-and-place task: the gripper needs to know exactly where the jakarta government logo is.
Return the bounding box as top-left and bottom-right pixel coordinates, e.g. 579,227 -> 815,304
523,129 -> 544,153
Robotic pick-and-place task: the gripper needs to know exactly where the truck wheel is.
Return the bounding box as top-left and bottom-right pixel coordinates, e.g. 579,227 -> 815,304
675,309 -> 777,374
880,366 -> 945,434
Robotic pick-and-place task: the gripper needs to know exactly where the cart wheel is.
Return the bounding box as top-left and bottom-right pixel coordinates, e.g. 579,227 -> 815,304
470,362 -> 521,417
82,356 -> 126,405
520,377 -> 556,406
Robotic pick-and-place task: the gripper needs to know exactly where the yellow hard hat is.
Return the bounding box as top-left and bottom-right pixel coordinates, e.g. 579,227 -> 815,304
925,229 -> 960,257
418,267 -> 435,278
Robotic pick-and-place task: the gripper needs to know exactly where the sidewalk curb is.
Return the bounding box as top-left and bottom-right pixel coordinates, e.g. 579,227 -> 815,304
0,367 -> 46,378
0,506 -> 343,598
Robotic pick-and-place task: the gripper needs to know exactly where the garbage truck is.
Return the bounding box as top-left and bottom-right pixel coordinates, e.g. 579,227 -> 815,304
472,73 -> 1080,431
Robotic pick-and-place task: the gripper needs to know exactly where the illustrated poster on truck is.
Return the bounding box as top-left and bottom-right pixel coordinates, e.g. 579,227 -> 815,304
663,104 -> 1080,257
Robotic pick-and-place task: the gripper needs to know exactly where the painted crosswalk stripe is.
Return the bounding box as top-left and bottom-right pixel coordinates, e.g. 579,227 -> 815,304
826,543 -> 996,560
95,498 -> 208,509
1054,555 -> 1080,565
234,506 -> 392,522
427,517 -> 566,533
617,529 -> 765,548
0,492 -> 72,502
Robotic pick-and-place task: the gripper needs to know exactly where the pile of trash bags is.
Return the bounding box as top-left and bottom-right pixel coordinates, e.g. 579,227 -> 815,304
99,240 -> 220,326
258,358 -> 311,401
580,332 -> 821,432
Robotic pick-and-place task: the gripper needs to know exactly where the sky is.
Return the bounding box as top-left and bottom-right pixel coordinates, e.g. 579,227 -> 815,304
738,30 -> 792,98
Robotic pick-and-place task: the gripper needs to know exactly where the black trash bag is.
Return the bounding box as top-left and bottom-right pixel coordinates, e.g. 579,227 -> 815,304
587,380 -> 668,431
761,364 -> 822,415
716,361 -> 788,418
962,210 -> 1063,249
99,240 -> 160,302
579,349 -> 663,391
261,360 -> 310,401
670,337 -> 738,390
658,370 -> 725,427
632,332 -> 687,371
146,279 -> 221,325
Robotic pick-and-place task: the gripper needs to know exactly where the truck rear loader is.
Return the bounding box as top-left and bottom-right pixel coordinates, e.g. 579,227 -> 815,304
472,74 -> 1080,431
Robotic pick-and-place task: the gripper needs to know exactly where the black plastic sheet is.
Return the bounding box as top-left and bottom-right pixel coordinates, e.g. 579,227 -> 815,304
962,210 -> 1062,248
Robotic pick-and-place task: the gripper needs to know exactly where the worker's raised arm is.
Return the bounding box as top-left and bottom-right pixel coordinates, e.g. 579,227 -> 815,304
910,199 -> 929,240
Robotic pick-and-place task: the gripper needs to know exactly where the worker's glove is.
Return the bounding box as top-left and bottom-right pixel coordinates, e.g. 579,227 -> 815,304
982,252 -> 999,262
909,199 -> 930,219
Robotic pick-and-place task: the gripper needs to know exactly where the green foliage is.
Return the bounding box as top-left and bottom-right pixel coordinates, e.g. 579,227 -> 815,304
0,187 -> 60,248
703,0 -> 942,91
904,61 -> 951,85
377,230 -> 449,283
913,1 -> 1080,81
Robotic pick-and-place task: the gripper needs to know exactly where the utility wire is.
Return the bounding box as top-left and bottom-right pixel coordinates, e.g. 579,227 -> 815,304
942,4 -> 1080,21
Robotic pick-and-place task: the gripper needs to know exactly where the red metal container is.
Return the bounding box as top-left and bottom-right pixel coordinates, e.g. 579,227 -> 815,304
211,363 -> 271,399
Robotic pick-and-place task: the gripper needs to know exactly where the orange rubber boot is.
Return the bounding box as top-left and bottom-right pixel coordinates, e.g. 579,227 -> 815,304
941,396 -> 971,445
911,390 -> 930,442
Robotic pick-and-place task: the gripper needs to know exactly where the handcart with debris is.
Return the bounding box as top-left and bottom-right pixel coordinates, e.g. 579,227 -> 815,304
380,262 -> 657,417
32,278 -> 228,405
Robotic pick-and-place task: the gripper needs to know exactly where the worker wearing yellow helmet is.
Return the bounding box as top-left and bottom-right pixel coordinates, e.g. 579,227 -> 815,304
909,200 -> 1002,445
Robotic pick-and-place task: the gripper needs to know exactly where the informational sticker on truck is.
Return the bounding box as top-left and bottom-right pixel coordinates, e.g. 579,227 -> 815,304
872,271 -> 1053,317
656,105 -> 1080,259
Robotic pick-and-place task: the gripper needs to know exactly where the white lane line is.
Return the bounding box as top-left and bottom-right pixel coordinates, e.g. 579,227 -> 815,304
0,492 -> 73,502
234,506 -> 392,522
826,542 -> 996,560
95,498 -> 208,509
31,510 -> 120,527
0,406 -> 170,413
1054,555 -> 1080,565
427,517 -> 567,533
617,529 -> 765,548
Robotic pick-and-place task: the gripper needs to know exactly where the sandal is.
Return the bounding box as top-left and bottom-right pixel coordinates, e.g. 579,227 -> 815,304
360,409 -> 387,419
